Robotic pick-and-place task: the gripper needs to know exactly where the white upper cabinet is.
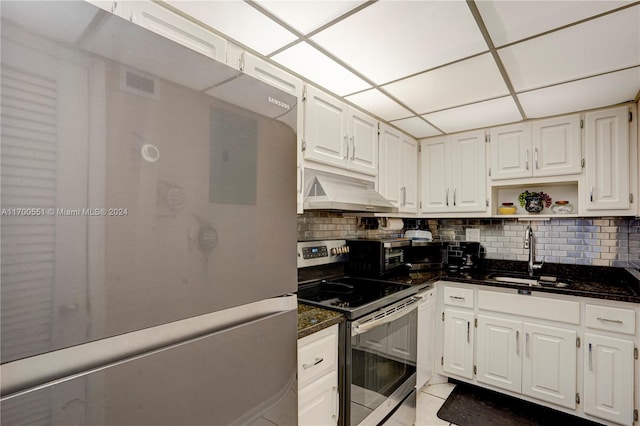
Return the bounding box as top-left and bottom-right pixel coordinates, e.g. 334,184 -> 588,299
584,106 -> 632,211
304,85 -> 378,177
379,125 -> 418,213
120,1 -> 226,64
420,130 -> 486,214
532,114 -> 582,177
490,114 -> 581,180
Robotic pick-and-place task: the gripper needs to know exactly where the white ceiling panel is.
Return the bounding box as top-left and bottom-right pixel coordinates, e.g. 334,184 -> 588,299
272,42 -> 370,96
165,1 -> 297,55
499,7 -> 640,91
345,89 -> 412,121
518,68 -> 640,118
310,1 -> 487,84
383,53 -> 509,115
390,117 -> 442,139
423,97 -> 522,134
477,0 -> 631,47
253,1 -> 365,35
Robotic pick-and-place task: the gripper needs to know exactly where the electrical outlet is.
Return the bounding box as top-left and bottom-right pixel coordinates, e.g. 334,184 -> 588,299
466,228 -> 480,242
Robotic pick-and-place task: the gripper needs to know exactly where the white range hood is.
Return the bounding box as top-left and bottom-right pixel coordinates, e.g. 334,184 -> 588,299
303,170 -> 397,213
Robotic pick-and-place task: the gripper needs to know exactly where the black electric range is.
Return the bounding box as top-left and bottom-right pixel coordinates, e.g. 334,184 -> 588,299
297,240 -> 420,320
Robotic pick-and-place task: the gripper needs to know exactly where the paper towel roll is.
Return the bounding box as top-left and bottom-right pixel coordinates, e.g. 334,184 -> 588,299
386,218 -> 404,230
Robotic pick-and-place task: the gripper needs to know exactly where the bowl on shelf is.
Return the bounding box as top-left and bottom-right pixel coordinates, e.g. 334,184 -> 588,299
498,203 -> 517,215
551,200 -> 574,214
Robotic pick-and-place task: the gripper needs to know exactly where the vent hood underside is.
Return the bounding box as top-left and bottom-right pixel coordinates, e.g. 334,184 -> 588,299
303,170 -> 397,213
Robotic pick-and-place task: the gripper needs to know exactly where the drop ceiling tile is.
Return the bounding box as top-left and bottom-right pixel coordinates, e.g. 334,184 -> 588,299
344,89 -> 412,121
165,1 -> 297,55
253,1 -> 365,35
383,53 -> 509,115
423,97 -> 522,134
477,0 -> 631,47
499,7 -> 640,91
390,117 -> 442,139
271,42 -> 370,96
518,68 -> 640,118
310,1 -> 487,84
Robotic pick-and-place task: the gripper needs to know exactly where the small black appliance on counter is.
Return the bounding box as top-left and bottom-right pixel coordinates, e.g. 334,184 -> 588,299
345,238 -> 410,277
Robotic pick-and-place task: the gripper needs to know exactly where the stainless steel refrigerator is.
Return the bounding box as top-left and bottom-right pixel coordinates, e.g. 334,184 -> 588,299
0,2 -> 298,424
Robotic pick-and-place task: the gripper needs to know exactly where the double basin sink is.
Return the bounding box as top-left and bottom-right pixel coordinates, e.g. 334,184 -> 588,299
487,273 -> 571,289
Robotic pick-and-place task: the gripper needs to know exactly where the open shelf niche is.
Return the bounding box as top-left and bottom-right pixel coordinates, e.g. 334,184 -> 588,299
491,181 -> 579,219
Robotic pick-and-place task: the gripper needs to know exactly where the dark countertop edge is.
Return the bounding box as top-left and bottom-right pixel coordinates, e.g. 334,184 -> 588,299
297,303 -> 345,339
433,276 -> 640,304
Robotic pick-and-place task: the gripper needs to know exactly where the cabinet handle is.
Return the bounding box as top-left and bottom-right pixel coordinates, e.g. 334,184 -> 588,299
446,188 -> 450,206
344,135 -> 349,159
596,317 -> 623,324
588,343 -> 593,371
467,321 -> 470,343
525,150 -> 529,170
516,331 -> 520,355
590,187 -> 594,202
453,188 -> 457,206
525,332 -> 530,358
332,386 -> 339,420
302,357 -> 324,369
351,136 -> 356,160
535,148 -> 539,169
449,295 -> 465,300
298,166 -> 303,195
401,186 -> 406,207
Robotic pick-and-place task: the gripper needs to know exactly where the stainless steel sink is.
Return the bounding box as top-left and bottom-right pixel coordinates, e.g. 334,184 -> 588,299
488,273 -> 570,288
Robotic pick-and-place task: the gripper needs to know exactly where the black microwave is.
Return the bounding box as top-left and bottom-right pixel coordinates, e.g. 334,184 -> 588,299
345,238 -> 410,277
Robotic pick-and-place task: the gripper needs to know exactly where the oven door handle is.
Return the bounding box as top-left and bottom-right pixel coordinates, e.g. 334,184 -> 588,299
352,297 -> 420,336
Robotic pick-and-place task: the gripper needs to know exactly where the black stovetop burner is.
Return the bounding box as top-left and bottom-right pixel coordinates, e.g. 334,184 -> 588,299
297,276 -> 418,319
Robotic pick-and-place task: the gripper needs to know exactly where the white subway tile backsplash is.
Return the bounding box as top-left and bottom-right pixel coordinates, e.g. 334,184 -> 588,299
297,214 -> 640,268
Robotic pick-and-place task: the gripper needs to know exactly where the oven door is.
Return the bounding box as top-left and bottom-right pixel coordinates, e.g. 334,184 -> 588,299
347,297 -> 419,426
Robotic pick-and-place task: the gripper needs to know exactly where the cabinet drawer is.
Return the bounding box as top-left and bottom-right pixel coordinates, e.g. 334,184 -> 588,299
443,286 -> 474,308
585,304 -> 635,335
298,324 -> 338,387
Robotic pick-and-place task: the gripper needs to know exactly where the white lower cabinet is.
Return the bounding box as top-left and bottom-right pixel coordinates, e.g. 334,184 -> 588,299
521,322 -> 577,410
476,314 -> 522,394
442,307 -> 475,380
437,282 -> 639,426
583,333 -> 634,425
298,324 -> 339,426
476,315 -> 577,409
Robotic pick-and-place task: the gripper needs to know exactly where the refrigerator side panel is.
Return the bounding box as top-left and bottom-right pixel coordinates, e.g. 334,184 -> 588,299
1,309 -> 298,425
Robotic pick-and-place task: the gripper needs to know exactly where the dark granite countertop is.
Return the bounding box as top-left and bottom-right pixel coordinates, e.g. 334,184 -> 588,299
297,303 -> 345,339
388,260 -> 640,304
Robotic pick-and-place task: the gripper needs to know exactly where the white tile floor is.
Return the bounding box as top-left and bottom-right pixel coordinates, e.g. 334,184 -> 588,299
415,382 -> 459,426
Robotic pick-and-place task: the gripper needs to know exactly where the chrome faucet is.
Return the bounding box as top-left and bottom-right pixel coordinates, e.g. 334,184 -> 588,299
524,225 -> 544,276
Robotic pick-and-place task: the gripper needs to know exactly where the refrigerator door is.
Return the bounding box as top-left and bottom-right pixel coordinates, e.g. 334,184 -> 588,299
1,1 -> 297,364
1,300 -> 297,425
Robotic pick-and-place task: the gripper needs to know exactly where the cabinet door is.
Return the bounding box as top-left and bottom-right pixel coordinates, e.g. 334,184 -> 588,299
490,123 -> 532,180
348,109 -> 378,176
304,86 -> 348,169
299,371 -> 339,426
400,135 -> 418,213
121,1 -> 226,63
442,308 -> 474,380
476,315 -> 522,394
417,290 -> 436,389
420,137 -> 450,213
521,323 -> 576,409
532,114 -> 581,177
583,333 -> 634,426
450,130 -> 487,212
584,106 -> 631,211
379,126 -> 402,207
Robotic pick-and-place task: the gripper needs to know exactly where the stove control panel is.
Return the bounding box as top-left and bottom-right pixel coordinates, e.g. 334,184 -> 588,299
298,239 -> 349,268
